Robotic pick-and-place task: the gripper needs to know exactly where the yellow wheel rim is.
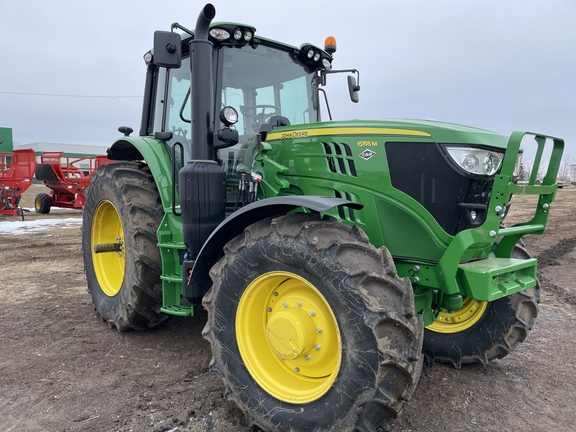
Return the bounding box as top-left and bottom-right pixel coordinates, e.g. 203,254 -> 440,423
236,271 -> 341,403
34,197 -> 41,212
427,297 -> 488,333
91,200 -> 125,297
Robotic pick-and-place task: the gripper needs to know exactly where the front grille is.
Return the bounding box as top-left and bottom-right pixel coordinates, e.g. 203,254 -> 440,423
386,142 -> 493,235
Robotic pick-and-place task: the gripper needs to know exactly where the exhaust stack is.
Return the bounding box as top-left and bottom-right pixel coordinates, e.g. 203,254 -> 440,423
180,3 -> 226,267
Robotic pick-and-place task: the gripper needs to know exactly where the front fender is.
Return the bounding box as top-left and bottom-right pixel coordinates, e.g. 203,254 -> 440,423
107,137 -> 174,210
186,196 -> 363,298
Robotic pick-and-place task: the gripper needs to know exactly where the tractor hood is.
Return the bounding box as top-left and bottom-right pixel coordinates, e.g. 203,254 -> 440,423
265,119 -> 509,149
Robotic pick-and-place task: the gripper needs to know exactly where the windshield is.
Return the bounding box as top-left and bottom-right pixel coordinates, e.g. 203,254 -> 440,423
149,41 -> 317,169
218,43 -> 318,135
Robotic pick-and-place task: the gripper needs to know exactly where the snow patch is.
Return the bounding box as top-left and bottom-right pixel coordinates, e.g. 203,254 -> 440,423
0,218 -> 82,235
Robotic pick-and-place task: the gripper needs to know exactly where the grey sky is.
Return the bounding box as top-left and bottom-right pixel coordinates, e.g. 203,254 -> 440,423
1,0 -> 574,161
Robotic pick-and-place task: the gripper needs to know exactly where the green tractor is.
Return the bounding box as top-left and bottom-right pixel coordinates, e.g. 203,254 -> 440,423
82,4 -> 563,431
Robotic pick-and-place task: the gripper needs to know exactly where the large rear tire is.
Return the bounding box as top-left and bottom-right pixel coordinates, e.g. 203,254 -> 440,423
423,245 -> 539,367
82,162 -> 165,331
203,213 -> 423,431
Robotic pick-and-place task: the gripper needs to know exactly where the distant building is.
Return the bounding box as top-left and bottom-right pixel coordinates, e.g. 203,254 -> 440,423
0,127 -> 14,152
570,164 -> 576,183
14,141 -> 108,158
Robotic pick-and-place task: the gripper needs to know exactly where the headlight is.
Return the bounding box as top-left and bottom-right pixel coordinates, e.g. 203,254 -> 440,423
483,153 -> 501,175
445,146 -> 504,175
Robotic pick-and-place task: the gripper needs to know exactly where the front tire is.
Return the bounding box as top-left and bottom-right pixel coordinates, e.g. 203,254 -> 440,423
82,162 -> 165,331
203,213 -> 423,431
423,245 -> 539,367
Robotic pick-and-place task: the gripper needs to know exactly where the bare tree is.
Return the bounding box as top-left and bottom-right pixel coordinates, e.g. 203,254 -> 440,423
558,155 -> 574,181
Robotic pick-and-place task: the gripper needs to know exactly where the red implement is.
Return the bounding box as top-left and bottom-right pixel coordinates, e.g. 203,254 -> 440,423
34,152 -> 111,213
0,149 -> 37,216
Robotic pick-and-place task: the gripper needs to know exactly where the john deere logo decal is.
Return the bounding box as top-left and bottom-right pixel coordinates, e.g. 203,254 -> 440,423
359,149 -> 376,160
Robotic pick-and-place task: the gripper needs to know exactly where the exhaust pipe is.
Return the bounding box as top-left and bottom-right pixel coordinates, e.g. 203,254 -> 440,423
194,3 -> 216,40
190,3 -> 216,161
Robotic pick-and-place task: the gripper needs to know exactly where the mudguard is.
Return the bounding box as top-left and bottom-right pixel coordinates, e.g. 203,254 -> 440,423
185,196 -> 363,300
107,137 -> 175,210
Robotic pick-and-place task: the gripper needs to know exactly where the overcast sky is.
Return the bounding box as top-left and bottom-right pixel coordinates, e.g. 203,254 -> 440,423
1,0 -> 574,162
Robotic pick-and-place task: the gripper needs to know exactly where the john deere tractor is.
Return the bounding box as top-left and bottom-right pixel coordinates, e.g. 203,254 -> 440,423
82,4 -> 563,431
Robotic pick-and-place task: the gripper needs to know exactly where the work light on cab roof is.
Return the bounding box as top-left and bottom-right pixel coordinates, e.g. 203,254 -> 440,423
209,24 -> 255,46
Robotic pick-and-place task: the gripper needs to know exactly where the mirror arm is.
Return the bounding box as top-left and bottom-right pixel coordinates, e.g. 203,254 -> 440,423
171,22 -> 195,36
318,88 -> 332,121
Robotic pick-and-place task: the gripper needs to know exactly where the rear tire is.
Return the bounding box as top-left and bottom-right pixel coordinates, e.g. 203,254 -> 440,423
34,193 -> 52,214
423,245 -> 539,367
203,213 -> 423,431
82,162 -> 166,331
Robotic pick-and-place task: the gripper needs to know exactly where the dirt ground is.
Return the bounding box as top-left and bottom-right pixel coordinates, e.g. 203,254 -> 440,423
1,184 -> 575,432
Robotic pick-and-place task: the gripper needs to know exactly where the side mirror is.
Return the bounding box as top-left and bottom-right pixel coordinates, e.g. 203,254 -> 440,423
153,31 -> 182,68
347,75 -> 360,103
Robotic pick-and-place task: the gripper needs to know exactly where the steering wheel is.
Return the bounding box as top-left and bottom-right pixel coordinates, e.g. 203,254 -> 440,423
240,104 -> 281,123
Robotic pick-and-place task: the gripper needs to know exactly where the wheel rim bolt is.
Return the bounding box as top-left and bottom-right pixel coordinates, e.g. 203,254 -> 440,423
267,307 -> 272,312
283,302 -> 288,308
315,344 -> 321,350
273,292 -> 278,297
294,367 -> 300,373
296,301 -> 302,307
305,355 -> 311,361
316,328 -> 323,333
309,311 -> 316,317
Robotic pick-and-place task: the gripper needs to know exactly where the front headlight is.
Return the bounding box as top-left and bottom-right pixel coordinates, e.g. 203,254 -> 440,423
445,146 -> 504,176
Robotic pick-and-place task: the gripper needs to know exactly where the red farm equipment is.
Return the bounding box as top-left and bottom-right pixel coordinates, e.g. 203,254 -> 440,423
0,148 -> 37,217
34,152 -> 111,214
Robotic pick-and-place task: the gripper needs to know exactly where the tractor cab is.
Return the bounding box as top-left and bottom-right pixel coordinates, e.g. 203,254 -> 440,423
140,19 -> 358,210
